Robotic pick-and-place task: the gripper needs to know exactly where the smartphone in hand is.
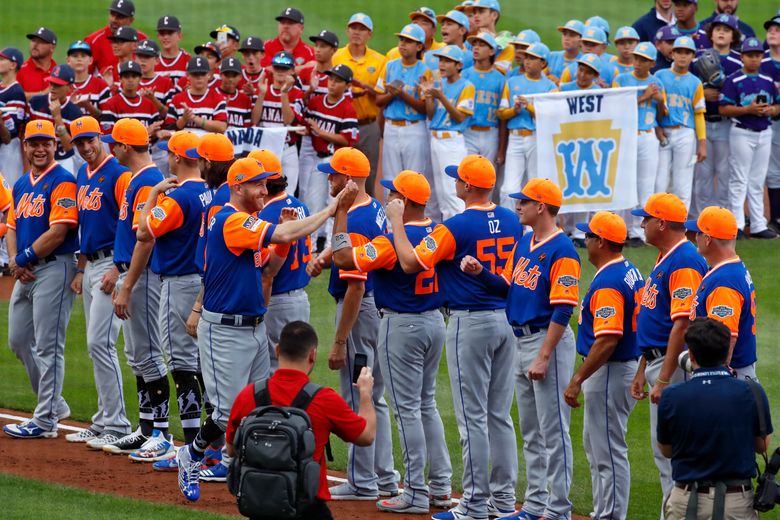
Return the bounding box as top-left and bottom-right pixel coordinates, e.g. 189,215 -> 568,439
352,353 -> 368,384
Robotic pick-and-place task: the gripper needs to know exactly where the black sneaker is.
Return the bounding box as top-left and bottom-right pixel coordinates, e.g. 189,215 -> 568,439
102,427 -> 148,454
768,219 -> 780,234
750,228 -> 778,239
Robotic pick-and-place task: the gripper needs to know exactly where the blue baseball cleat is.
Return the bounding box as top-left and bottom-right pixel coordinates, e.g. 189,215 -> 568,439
177,445 -> 202,501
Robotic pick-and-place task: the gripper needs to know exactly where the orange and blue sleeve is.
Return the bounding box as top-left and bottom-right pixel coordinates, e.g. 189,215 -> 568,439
146,196 -> 185,238
340,232 -> 370,281
668,267 -> 703,319
50,180 -> 79,227
590,287 -> 625,337
131,186 -> 154,230
223,212 -> 275,256
353,235 -> 397,273
6,203 -> 15,230
705,287 -> 743,337
0,175 -> 12,212
114,171 -> 131,205
413,224 -> 456,271
549,257 -> 581,306
500,242 -> 517,285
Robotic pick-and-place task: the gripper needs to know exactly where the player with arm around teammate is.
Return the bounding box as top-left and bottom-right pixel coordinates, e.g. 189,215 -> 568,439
565,212 -> 643,520
389,155 -> 521,520
332,170 -> 453,514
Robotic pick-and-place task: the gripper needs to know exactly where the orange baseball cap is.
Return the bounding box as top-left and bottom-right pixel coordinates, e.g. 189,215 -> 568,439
157,130 -> 200,158
70,116 -> 102,140
685,206 -> 738,240
247,149 -> 282,179
509,178 -> 563,207
576,211 -> 627,244
227,157 -> 275,187
631,192 -> 687,223
444,155 -> 495,189
24,119 -> 56,140
101,118 -> 149,146
317,147 -> 370,177
187,132 -> 234,161
380,170 -> 431,205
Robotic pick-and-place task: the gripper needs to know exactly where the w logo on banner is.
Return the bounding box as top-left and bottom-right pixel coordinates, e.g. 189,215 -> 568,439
553,120 -> 620,203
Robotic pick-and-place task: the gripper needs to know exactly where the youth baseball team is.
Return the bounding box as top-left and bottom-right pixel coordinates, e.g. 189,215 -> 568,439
1,0 -> 777,519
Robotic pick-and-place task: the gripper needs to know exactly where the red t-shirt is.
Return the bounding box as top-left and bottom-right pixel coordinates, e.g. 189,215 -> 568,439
85,26 -> 148,74
220,89 -> 253,128
165,89 -> 227,129
258,84 -> 304,146
260,38 -> 315,68
140,73 -> 175,106
73,74 -> 111,108
99,92 -> 160,132
302,94 -> 359,155
17,58 -> 56,94
225,369 -> 366,501
155,49 -> 192,83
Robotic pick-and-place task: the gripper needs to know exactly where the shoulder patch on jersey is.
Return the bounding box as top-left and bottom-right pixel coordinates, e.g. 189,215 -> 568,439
136,202 -> 146,211
364,243 -> 378,261
151,206 -> 166,220
672,287 -> 692,300
56,197 -> 76,209
710,305 -> 734,319
595,306 -> 616,319
557,275 -> 578,287
423,235 -> 437,252
242,215 -> 262,232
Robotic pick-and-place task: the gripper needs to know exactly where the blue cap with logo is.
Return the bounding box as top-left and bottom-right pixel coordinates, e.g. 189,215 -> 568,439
271,50 -> 295,69
711,13 -> 739,31
45,64 -> 75,85
472,0 -> 501,13
633,41 -> 658,61
581,26 -> 607,45
437,10 -> 470,30
615,26 -> 640,41
396,23 -> 426,44
523,42 -> 551,62
409,7 -> 437,28
67,40 -> 92,56
577,53 -> 602,75
511,29 -> 540,47
740,37 -> 764,54
672,36 -> 696,52
0,47 -> 24,68
557,19 -> 585,36
348,12 -> 373,31
764,14 -> 780,30
586,15 -> 611,37
467,32 -> 498,51
433,45 -> 465,64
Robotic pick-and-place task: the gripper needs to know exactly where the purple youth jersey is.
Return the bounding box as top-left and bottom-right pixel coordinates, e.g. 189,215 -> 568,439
719,70 -> 780,131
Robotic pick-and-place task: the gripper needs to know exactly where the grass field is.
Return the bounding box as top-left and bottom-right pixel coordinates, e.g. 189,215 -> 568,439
1,240 -> 779,519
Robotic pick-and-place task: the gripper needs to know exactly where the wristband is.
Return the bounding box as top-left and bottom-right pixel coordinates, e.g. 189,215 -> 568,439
192,308 -> 202,314
76,268 -> 85,274
200,118 -> 206,129
334,339 -> 347,345
332,232 -> 352,252
656,378 -> 670,385
15,247 -> 39,268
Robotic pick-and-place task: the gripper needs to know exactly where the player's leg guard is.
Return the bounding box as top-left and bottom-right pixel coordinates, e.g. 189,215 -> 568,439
146,375 -> 171,437
192,415 -> 224,455
196,372 -> 214,418
136,376 -> 154,436
173,370 -> 203,443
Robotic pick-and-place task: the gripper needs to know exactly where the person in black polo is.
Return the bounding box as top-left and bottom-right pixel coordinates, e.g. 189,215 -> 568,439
632,0 -> 676,42
657,318 -> 772,520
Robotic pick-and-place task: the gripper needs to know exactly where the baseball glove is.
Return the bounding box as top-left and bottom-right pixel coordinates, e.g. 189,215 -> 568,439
694,48 -> 724,87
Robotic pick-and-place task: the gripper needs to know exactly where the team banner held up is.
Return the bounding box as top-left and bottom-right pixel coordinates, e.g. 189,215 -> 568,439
534,87 -> 639,213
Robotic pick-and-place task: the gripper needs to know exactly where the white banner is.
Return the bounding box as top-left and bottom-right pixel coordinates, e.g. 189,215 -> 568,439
225,126 -> 291,157
534,87 -> 638,213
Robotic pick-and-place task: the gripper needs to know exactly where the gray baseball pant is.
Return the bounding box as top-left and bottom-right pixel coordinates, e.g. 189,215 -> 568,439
8,255 -> 76,430
377,308 -> 452,508
160,274 -> 201,372
515,326 -> 576,520
83,255 -> 130,434
448,309 -> 518,519
265,288 -> 310,371
583,360 -> 638,520
336,295 -> 398,494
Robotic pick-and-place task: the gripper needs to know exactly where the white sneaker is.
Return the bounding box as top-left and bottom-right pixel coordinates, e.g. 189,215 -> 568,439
65,428 -> 99,443
129,429 -> 174,462
86,430 -> 124,450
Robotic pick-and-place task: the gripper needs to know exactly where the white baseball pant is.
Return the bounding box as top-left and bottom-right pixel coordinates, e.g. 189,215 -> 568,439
430,132 -> 467,221
628,130 -> 661,239
298,136 -> 316,203
655,127 -> 696,208
728,126 -> 773,233
691,120 -> 730,218
767,119 -> 780,190
306,154 -> 333,244
464,127 -> 499,164
281,143 -> 300,196
501,133 -> 537,210
0,138 -> 23,185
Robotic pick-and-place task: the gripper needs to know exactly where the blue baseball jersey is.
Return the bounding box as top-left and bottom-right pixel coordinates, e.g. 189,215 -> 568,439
656,68 -> 706,128
502,229 -> 581,329
9,161 -> 79,254
461,66 -> 505,128
375,58 -> 430,121
577,256 -> 643,361
547,51 -> 582,81
558,81 -> 602,92
613,72 -> 666,131
258,191 -> 312,295
760,55 -> 780,88
694,49 -> 743,115
27,94 -> 84,161
498,74 -> 558,130
114,164 -> 165,265
719,70 -> 780,132
611,57 -> 635,75
636,240 -> 707,350
76,154 -> 130,254
429,76 -> 475,132
690,258 -> 756,369
328,195 -> 387,300
146,179 -> 212,276
352,218 -> 441,313
413,203 -> 523,311
203,204 -> 276,316
0,81 -> 27,139
196,182 -> 229,276
424,47 -> 474,72
561,57 -> 618,86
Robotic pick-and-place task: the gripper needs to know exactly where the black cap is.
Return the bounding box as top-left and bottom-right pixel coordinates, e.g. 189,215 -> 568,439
118,60 -> 142,75
26,27 -> 57,45
110,0 -> 135,17
194,42 -> 222,61
220,57 -> 243,74
309,29 -> 339,47
135,39 -> 160,57
187,55 -> 211,74
45,64 -> 75,85
108,26 -> 139,42
239,36 -> 264,52
271,51 -> 295,69
0,47 -> 24,68
276,7 -> 304,24
325,63 -> 353,82
210,24 -> 240,41
157,15 -> 181,31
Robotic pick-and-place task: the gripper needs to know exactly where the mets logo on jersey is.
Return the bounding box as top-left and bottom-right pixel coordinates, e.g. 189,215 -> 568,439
640,279 -> 658,309
512,257 -> 541,290
16,193 -> 46,218
77,186 -> 104,211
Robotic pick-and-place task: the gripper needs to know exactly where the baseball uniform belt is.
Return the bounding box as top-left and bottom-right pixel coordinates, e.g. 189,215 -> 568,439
512,324 -> 546,337
85,248 -> 113,262
388,119 -> 420,126
509,129 -> 534,137
664,125 -> 683,130
357,117 -> 376,126
29,254 -> 59,266
115,262 -> 131,273
159,273 -> 199,281
201,308 -> 264,327
335,290 -> 372,304
638,129 -> 654,134
642,347 -> 666,362
705,115 -> 723,123
735,124 -> 763,133
316,151 -> 332,158
431,130 -> 461,139
469,125 -> 493,132
674,481 -> 751,494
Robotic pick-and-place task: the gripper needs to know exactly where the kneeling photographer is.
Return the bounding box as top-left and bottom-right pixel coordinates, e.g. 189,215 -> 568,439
657,318 -> 772,520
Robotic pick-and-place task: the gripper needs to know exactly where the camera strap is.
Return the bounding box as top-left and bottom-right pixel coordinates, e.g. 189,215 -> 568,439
745,378 -> 768,443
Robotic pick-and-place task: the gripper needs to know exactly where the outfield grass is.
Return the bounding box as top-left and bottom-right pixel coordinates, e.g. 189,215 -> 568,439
1,240 -> 779,519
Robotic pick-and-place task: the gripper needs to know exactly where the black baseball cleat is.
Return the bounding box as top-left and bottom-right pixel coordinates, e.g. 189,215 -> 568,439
102,427 -> 148,454
750,228 -> 778,239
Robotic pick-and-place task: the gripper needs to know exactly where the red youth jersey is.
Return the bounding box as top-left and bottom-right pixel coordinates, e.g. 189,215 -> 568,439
140,74 -> 175,106
260,38 -> 315,68
258,85 -> 304,146
155,49 -> 192,82
299,69 -> 330,97
220,89 -> 253,129
99,92 -> 160,132
302,94 -> 358,155
165,89 -> 227,130
85,26 -> 148,74
174,75 -> 221,96
73,75 -> 111,109
226,369 -> 366,501
237,69 -> 264,94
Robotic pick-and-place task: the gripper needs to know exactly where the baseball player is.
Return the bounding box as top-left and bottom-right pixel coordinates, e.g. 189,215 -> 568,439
764,14 -> 780,233
559,27 -> 618,87
629,192 -> 707,514
187,42 -> 223,92
155,16 -> 191,83
176,156 -> 341,501
210,24 -> 240,60
332,170 -> 453,513
136,40 -> 175,112
652,26 -> 681,74
613,42 -> 667,243
506,29 -> 541,79
685,206 -> 758,379
547,20 -> 584,84
237,36 -> 265,93
84,0 -> 147,77
462,32 -> 504,164
0,47 -> 28,185
99,61 -> 162,134
467,0 -> 514,74
690,14 -> 743,217
306,148 -> 398,500
497,43 -> 557,212
3,119 -> 78,439
612,26 -> 640,74
101,118 -> 170,458
719,37 -> 780,239
385,7 -> 446,63
420,45 -> 475,221
67,41 -> 111,120
218,57 -> 253,155
65,116 -> 132,448
654,37 -> 706,208
166,56 -> 228,136
261,7 -> 316,73
566,211 -> 643,520
585,15 -> 617,63
104,26 -> 140,87
672,0 -> 711,50
436,10 -> 473,71
388,155 -> 522,520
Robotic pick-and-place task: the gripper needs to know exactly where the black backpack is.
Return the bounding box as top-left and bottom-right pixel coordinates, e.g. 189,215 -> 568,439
227,379 -> 322,519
